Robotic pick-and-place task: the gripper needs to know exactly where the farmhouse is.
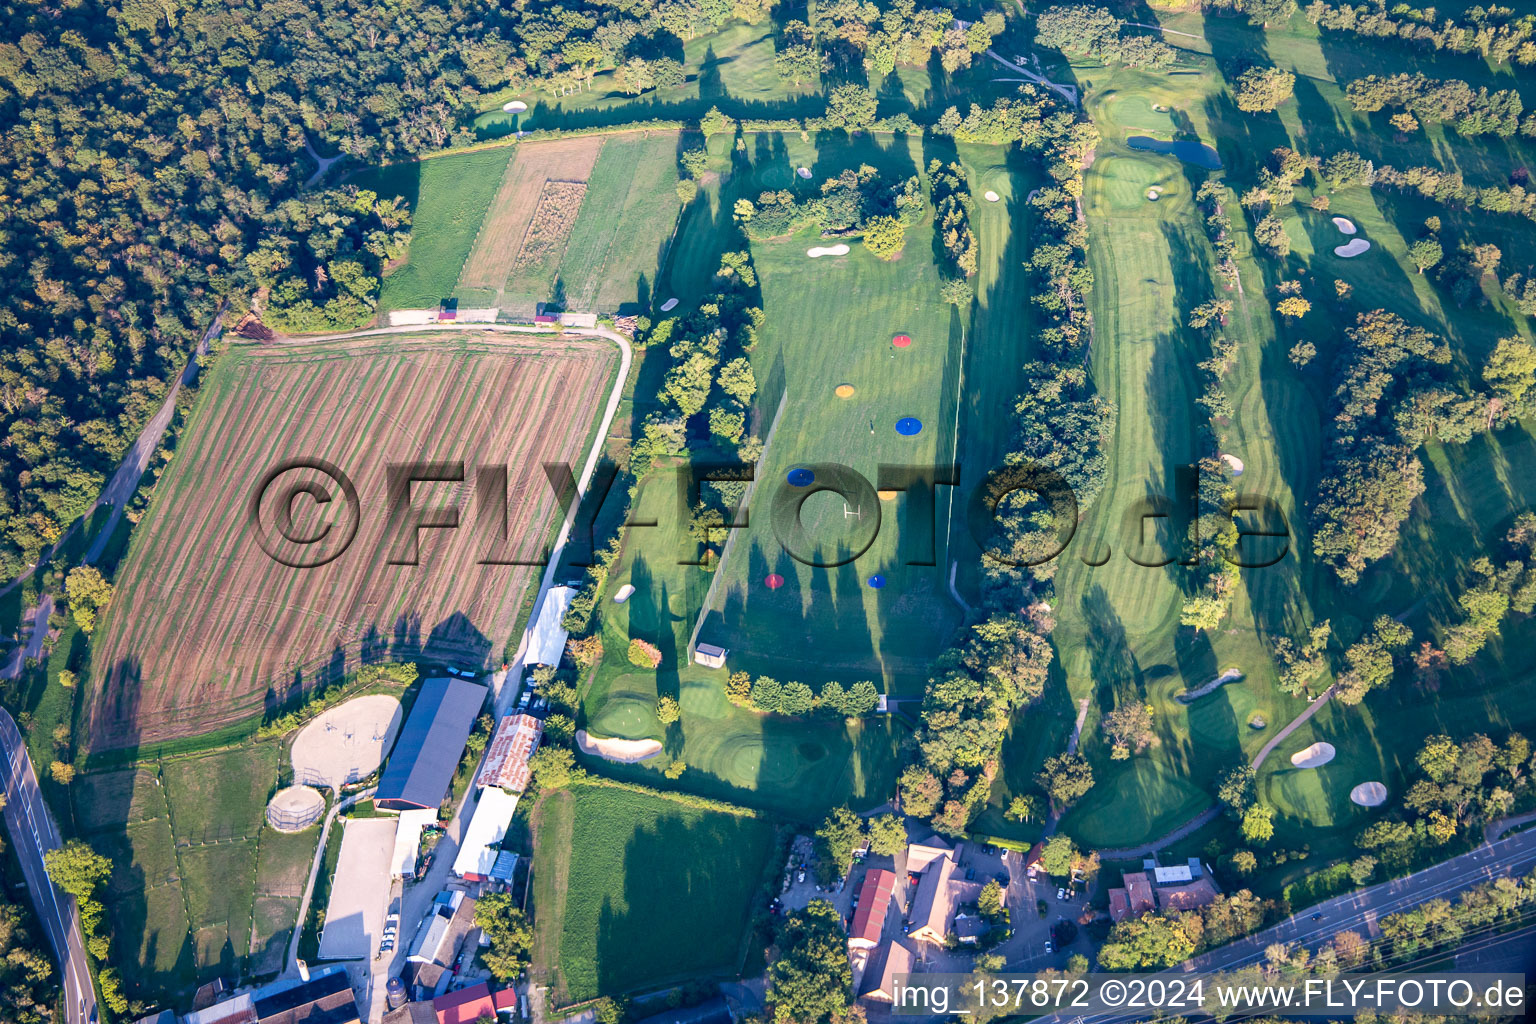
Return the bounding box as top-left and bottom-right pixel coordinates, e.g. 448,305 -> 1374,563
183,967 -> 361,1024
906,855 -> 981,945
477,713 -> 543,792
848,868 -> 897,951
432,984 -> 494,1024
1108,871 -> 1156,923
452,786 -> 521,881
408,890 -> 479,996
859,939 -> 916,1003
905,835 -> 957,875
1156,876 -> 1220,913
955,913 -> 987,944
376,677 -> 487,811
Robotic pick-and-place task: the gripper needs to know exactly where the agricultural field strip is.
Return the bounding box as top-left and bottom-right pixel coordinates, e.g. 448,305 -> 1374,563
512,181 -> 590,273
458,137 -> 605,292
87,337 -> 614,748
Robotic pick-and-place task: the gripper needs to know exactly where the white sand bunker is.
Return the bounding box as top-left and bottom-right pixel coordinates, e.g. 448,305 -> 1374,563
1351,781 -> 1388,807
984,190 -> 1000,202
502,100 -> 528,113
797,166 -> 813,179
266,785 -> 325,833
1146,186 -> 1163,201
577,730 -> 663,763
1331,217 -> 1357,235
659,297 -> 679,312
290,694 -> 402,789
1152,103 -> 1169,112
613,583 -> 636,603
1290,741 -> 1337,768
1220,453 -> 1245,476
1335,239 -> 1371,258
807,244 -> 850,258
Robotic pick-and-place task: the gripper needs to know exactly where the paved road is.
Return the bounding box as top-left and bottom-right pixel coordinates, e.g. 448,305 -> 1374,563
0,595 -> 53,681
1025,825 -> 1536,1024
0,708 -> 96,1024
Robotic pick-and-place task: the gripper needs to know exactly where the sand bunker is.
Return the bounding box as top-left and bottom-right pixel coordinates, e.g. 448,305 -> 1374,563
1152,103 -> 1169,112
613,583 -> 635,603
797,166 -> 813,179
1332,217 -> 1357,235
1350,781 -> 1388,807
807,244 -> 851,258
1335,239 -> 1371,258
659,297 -> 679,312
1220,453 -> 1245,476
877,490 -> 898,501
290,694 -> 402,789
577,730 -> 663,763
1177,667 -> 1244,703
835,384 -> 856,398
1146,187 -> 1163,201
266,785 -> 325,832
502,100 -> 528,113
1290,741 -> 1337,768
984,190 -> 1000,202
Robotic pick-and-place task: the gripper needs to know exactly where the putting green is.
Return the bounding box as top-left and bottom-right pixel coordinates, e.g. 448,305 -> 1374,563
588,695 -> 660,741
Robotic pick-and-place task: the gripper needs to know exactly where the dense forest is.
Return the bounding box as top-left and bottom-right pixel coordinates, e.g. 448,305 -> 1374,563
0,0 -> 798,581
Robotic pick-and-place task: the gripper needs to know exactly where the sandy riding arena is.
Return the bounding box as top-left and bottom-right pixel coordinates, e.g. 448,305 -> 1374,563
266,785 -> 326,832
577,730 -> 663,763
1290,741 -> 1336,768
291,695 -> 402,788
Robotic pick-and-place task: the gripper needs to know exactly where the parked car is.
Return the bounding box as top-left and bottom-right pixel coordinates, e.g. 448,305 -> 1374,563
1044,939 -> 1053,954
797,870 -> 806,883
1057,887 -> 1066,900
965,867 -> 975,880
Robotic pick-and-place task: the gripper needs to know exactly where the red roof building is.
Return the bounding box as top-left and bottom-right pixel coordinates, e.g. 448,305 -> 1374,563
433,984 -> 494,1024
848,868 -> 897,951
492,989 -> 518,1015
477,714 -> 543,793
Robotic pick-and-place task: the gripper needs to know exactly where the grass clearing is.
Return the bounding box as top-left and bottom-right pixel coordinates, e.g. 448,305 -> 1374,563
359,147 -> 514,311
533,785 -> 775,1003
162,745 -> 278,843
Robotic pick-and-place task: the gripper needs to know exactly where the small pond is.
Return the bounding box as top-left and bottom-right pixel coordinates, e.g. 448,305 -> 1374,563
1126,135 -> 1223,169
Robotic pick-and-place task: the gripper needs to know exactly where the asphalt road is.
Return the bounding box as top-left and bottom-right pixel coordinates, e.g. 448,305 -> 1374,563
0,708 -> 96,1024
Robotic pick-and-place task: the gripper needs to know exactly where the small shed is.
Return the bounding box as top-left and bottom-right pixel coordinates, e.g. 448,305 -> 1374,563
693,643 -> 728,669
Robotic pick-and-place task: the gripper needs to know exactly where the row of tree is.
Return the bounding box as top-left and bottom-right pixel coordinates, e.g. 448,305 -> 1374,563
1345,72 -> 1529,138
1305,1 -> 1536,66
724,671 -> 883,718
736,162 -> 925,261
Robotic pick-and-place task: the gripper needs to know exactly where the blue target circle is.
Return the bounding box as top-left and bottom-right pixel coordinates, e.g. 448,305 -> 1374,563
895,417 -> 923,436
787,467 -> 815,487
868,574 -> 886,589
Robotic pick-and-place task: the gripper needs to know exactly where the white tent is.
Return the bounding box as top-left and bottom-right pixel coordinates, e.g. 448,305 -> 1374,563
452,787 -> 521,880
527,585 -> 577,665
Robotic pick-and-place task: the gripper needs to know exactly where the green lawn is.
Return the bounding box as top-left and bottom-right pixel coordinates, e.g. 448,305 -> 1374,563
534,785 -> 775,1003
1035,25 -> 1536,853
162,745 -> 279,843
358,147 -> 515,311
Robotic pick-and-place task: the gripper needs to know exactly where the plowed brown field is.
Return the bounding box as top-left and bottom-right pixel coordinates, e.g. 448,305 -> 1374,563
84,332 -> 616,752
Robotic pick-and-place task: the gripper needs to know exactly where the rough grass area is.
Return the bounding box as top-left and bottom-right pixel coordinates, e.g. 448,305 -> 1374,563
512,180 -> 589,273
359,147 -> 514,311
162,746 -> 278,843
533,785 -> 775,1003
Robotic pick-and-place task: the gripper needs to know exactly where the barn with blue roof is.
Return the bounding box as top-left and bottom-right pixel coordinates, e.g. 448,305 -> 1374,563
375,677 -> 488,811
